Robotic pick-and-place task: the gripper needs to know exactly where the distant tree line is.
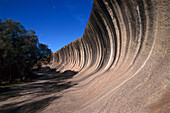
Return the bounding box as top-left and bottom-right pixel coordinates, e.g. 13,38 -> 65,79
0,19 -> 52,84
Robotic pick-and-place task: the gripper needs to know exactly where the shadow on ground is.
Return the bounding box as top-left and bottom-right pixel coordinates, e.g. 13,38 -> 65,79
0,66 -> 78,113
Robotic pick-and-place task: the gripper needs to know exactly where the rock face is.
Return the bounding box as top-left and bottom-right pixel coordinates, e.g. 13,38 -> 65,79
48,0 -> 170,113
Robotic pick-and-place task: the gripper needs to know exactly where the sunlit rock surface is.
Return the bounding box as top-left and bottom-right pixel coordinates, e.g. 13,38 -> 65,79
47,0 -> 170,112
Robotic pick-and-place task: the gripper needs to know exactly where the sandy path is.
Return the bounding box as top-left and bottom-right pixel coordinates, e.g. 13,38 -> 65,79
0,68 -> 78,113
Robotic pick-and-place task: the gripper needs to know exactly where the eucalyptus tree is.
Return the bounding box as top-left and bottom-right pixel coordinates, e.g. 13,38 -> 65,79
0,19 -> 52,83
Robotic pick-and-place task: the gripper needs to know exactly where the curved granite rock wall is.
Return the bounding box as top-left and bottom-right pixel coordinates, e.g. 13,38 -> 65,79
46,0 -> 170,113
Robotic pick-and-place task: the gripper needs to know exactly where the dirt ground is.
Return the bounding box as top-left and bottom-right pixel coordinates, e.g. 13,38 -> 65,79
0,67 -> 78,113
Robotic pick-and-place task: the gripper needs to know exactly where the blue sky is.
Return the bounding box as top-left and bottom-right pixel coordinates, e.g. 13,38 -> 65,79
0,0 -> 93,52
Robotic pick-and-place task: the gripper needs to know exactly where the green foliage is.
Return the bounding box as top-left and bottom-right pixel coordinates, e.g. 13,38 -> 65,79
0,19 -> 52,84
